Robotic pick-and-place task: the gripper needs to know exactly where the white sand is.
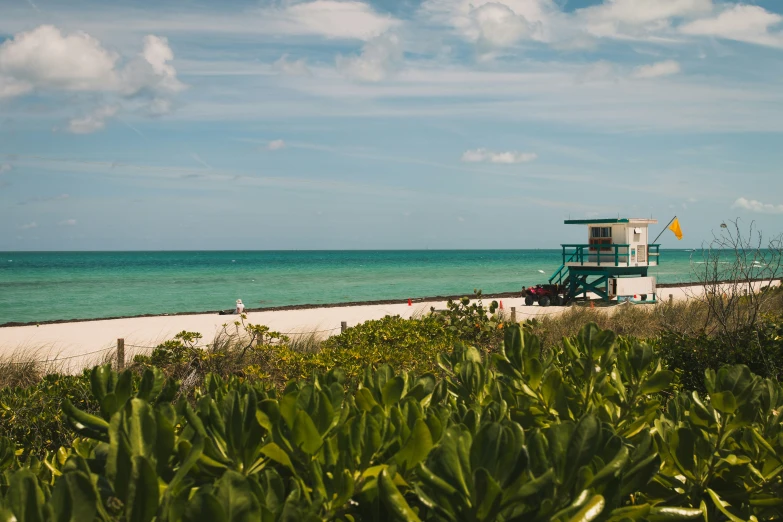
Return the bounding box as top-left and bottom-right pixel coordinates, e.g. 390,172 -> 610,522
0,282 -> 772,371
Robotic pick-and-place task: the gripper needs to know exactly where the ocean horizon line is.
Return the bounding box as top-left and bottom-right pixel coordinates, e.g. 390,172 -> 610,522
2,247 -> 700,254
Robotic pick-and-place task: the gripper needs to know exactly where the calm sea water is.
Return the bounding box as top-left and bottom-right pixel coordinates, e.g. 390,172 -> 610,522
0,250 -> 700,324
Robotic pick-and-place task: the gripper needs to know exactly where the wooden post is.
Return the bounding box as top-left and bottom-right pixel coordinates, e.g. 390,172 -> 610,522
510,307 -> 517,323
117,338 -> 125,370
341,321 -> 347,333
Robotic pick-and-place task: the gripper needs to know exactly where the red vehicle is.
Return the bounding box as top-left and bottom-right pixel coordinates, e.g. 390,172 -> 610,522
522,284 -> 567,307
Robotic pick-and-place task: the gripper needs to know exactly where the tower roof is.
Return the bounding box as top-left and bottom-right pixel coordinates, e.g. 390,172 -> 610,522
563,218 -> 658,225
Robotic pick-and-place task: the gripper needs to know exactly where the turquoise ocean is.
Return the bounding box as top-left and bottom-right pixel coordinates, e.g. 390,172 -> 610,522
0,250 -> 700,324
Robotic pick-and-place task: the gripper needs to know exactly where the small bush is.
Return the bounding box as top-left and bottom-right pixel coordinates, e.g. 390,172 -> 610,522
430,290 -> 505,351
255,315 -> 456,385
0,372 -> 95,459
655,314 -> 783,392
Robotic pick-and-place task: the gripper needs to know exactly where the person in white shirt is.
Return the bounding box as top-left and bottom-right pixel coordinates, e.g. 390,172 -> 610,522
235,299 -> 245,314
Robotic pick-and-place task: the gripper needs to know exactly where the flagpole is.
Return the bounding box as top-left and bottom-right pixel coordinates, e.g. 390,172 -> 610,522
651,215 -> 677,245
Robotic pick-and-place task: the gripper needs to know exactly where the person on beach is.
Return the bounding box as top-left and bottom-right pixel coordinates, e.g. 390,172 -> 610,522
235,299 -> 245,314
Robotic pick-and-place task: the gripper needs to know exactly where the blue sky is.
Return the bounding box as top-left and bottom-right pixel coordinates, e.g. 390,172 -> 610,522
1,0 -> 782,250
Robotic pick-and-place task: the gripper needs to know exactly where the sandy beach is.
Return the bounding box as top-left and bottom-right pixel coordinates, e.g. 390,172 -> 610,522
0,283 -> 721,371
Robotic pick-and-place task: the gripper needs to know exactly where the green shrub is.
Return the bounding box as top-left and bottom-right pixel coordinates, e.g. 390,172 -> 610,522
0,372 -> 95,459
254,314 -> 456,385
2,323 -> 782,520
430,290 -> 505,351
655,314 -> 783,392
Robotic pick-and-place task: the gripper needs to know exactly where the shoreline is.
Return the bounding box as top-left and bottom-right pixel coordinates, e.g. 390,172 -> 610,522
0,280 -> 728,329
0,279 -> 779,371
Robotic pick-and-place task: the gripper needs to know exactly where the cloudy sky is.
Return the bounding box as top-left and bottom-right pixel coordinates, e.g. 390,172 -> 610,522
1,0 -> 782,250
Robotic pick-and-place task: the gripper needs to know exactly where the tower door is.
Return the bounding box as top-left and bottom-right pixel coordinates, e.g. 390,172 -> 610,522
638,245 -> 647,263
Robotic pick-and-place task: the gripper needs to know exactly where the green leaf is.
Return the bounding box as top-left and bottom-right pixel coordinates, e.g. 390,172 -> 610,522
183,492 -> 226,522
566,494 -> 605,522
504,468 -> 555,502
378,468 -> 421,522
503,325 -> 523,367
126,398 -> 157,461
474,468 -> 502,521
417,463 -> 459,496
7,470 -> 45,522
62,399 -> 110,442
292,410 -> 322,455
215,470 -> 262,522
382,376 -> 406,407
396,418 -> 434,472
260,442 -> 295,474
640,371 -> 675,395
589,445 -> 629,487
355,388 -> 379,412
137,367 -> 165,402
527,358 -> 544,390
566,415 -> 601,473
470,422 -> 527,489
710,391 -> 737,414
706,488 -> 745,522
50,471 -> 98,522
671,427 -> 696,480
90,364 -> 113,404
647,506 -> 703,521
425,426 -> 472,499
125,456 -> 159,522
577,323 -> 616,361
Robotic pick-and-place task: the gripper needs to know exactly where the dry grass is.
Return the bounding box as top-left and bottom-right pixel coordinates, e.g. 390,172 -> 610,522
285,331 -> 326,353
0,346 -> 65,389
525,301 -> 706,348
524,290 -> 783,349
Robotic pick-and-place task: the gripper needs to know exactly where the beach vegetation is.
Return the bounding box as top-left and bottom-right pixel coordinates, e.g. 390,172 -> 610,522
430,289 -> 505,351
2,323 -> 783,519
4,290 -> 783,463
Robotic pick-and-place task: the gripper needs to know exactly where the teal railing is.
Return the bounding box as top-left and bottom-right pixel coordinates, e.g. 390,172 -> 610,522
549,249 -> 578,285
559,244 -> 661,267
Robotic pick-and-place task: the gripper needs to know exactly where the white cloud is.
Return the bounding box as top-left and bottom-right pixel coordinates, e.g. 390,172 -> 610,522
269,0 -> 399,40
0,76 -> 32,98
0,164 -> 11,173
336,33 -> 402,82
461,148 -> 537,164
119,35 -> 185,96
273,54 -> 312,76
421,0 -> 715,50
580,0 -> 713,26
577,0 -> 713,39
59,219 -> 77,226
422,0 -> 558,47
0,25 -> 118,93
147,97 -> 173,116
732,197 -> 783,215
575,60 -> 620,83
18,222 -> 37,230
471,3 -> 531,48
631,60 -> 681,79
0,25 -> 185,100
67,105 -> 118,134
680,5 -> 783,48
268,139 -> 286,150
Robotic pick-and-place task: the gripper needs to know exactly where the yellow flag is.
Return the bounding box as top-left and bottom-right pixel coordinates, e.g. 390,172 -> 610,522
668,218 -> 683,240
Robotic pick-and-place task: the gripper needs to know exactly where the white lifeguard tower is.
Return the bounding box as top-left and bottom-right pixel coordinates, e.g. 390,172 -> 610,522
548,218 -> 660,302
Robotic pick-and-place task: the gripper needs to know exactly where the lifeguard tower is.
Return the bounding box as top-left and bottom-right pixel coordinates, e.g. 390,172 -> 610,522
548,218 -> 660,302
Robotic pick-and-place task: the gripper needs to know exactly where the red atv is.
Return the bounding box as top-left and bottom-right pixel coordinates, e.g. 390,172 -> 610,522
522,284 -> 567,307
